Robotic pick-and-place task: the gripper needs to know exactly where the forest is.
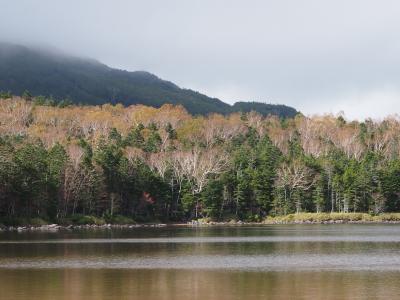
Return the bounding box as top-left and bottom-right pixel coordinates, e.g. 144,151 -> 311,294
0,95 -> 400,225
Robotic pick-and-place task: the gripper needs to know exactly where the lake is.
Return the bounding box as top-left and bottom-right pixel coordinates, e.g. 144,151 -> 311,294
0,224 -> 400,299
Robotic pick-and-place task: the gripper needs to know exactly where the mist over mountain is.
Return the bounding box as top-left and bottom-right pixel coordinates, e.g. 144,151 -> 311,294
0,43 -> 298,117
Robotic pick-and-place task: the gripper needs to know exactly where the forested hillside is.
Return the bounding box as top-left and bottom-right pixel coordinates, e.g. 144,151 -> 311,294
0,96 -> 399,224
0,43 -> 298,117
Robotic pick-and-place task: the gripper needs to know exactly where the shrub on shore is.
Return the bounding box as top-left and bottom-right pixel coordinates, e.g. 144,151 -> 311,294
74,215 -> 106,225
0,217 -> 49,227
106,215 -> 135,225
58,214 -> 136,226
264,213 -> 400,223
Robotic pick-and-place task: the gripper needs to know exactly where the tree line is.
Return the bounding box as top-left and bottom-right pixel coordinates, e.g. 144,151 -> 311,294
0,96 -> 399,223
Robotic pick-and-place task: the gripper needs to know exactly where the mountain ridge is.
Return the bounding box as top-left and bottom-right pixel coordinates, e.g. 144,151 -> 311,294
0,43 -> 298,117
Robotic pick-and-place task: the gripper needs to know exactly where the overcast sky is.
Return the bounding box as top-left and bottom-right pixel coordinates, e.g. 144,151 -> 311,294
1,0 -> 400,119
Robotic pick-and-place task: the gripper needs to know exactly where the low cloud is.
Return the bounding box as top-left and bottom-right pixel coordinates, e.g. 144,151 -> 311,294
1,0 -> 400,119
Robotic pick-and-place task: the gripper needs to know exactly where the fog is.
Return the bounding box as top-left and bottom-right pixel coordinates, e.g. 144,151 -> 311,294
1,0 -> 400,119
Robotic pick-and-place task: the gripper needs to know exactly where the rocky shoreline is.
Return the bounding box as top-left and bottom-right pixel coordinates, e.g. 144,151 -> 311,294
1,221 -> 255,232
0,223 -> 169,232
2,219 -> 400,232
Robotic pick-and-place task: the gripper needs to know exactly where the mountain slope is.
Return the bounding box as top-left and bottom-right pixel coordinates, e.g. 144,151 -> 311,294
0,43 -> 298,117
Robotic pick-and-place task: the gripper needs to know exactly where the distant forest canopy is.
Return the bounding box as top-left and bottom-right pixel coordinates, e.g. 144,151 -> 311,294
0,95 -> 400,224
0,43 -> 298,118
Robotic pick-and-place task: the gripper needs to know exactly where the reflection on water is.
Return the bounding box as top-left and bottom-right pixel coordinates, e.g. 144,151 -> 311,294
0,224 -> 400,299
2,269 -> 400,300
1,254 -> 400,271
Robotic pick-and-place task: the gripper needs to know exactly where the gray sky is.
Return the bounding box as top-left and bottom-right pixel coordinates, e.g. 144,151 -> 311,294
1,0 -> 400,119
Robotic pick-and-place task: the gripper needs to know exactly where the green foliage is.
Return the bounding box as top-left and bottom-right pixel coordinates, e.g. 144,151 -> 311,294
33,95 -> 72,107
201,179 -> 224,219
232,102 -> 298,118
144,125 -> 162,153
29,217 -> 49,226
106,214 -> 135,224
0,90 -> 12,99
165,123 -> 177,140
78,138 -> 94,167
12,142 -> 48,216
124,124 -> 144,148
70,215 -> 106,225
22,90 -> 32,100
46,143 -> 68,219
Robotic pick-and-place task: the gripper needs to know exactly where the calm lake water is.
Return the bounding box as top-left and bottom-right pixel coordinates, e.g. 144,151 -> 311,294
0,224 -> 400,299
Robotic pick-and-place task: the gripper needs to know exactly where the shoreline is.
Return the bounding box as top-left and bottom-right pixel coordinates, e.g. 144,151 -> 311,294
2,219 -> 400,232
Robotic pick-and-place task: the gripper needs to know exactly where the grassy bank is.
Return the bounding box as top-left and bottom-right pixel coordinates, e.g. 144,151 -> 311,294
264,213 -> 400,224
